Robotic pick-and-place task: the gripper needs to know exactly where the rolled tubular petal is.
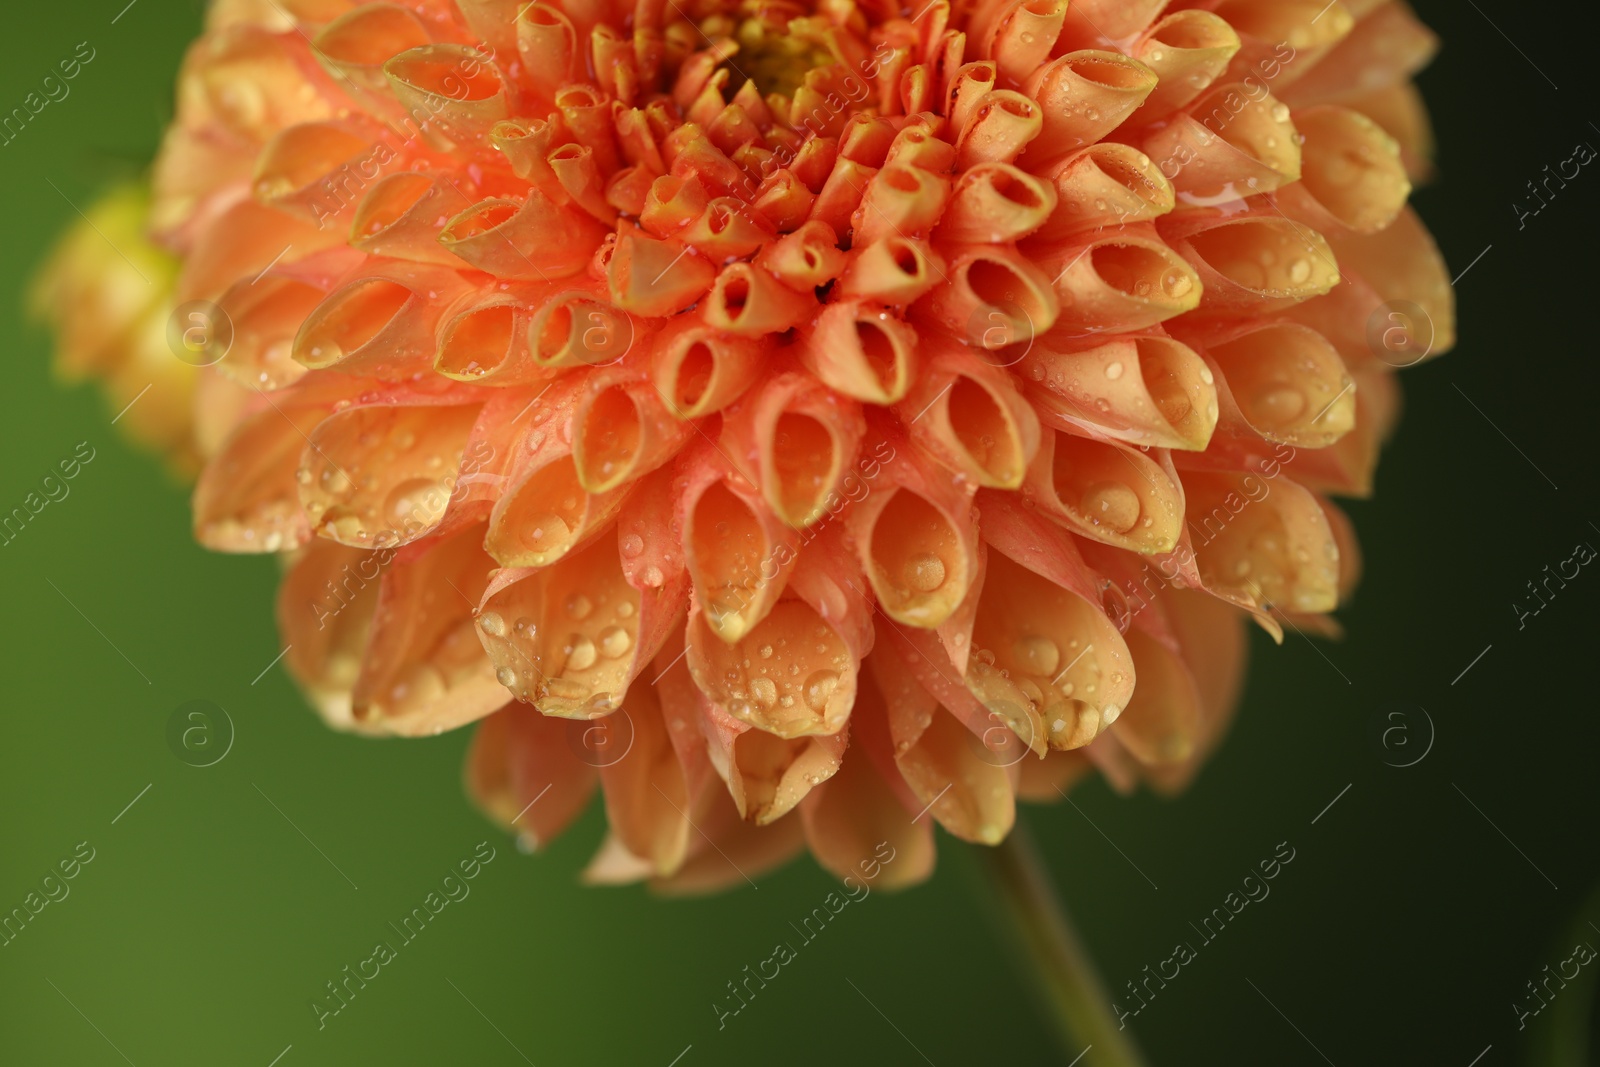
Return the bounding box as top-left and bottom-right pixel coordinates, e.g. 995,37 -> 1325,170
1326,205 -> 1454,357
527,284 -> 640,370
680,445 -> 801,643
194,399 -> 330,552
1024,429 -> 1184,554
919,244 -> 1059,351
435,285 -> 557,385
293,264 -> 472,375
312,4 -> 433,102
515,4 -> 580,101
836,237 -> 946,305
971,498 -> 1137,750
607,228 -> 717,316
1022,52 -> 1158,165
350,522 -> 506,733
981,0 -> 1066,86
1113,625 -> 1203,767
1282,364 -> 1397,497
1161,212 -> 1339,316
252,120 -> 390,227
1141,587 -> 1248,793
1038,227 -> 1201,331
1184,321 -> 1356,448
475,533 -> 652,718
1276,106 -> 1410,235
486,405 -> 632,569
1020,332 -> 1219,451
845,433 -> 981,630
1345,82 -> 1435,183
1182,470 -> 1340,615
894,338 -> 1040,488
799,300 -> 918,404
818,667 -> 938,883
466,704 -> 598,852
595,683 -> 695,876
649,318 -> 764,418
938,163 -> 1057,245
349,172 -> 476,267
385,44 -> 511,155
278,538 -> 385,732
178,199 -> 338,304
572,370 -> 695,493
1141,84 -> 1302,198
755,220 -> 847,292
651,791 -> 807,892
1278,1 -> 1439,107
440,193 -> 607,279
851,163 -> 951,245
800,724 -> 936,889
954,90 -> 1042,169
1030,145 -> 1173,244
702,261 -> 816,335
871,640 -> 1017,845
1130,10 -> 1241,122
720,372 -> 866,528
213,274 -> 321,391
687,585 -> 862,739
298,395 -> 483,548
1214,0 -> 1355,91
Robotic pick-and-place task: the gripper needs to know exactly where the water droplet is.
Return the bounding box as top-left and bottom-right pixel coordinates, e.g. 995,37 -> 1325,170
1289,258 -> 1312,284
1013,634 -> 1061,676
521,513 -> 571,553
620,532 -> 644,557
1079,481 -> 1141,534
599,625 -> 632,658
903,552 -> 947,593
565,634 -> 597,671
1104,361 -> 1124,381
496,666 -> 517,687
1251,385 -> 1306,427
803,669 -> 839,713
478,611 -> 506,637
750,676 -> 778,707
566,593 -> 593,620
1162,270 -> 1193,299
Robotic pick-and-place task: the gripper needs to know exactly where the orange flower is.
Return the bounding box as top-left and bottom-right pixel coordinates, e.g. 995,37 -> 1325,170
37,0 -> 1452,892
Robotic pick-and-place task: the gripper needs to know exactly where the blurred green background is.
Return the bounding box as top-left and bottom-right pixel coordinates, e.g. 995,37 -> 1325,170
2,2 -> 1597,1064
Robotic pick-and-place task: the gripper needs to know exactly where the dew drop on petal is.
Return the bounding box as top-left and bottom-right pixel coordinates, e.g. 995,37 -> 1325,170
803,669 -> 839,713
599,625 -> 632,658
750,676 -> 778,707
1013,634 -> 1061,676
903,552 -> 947,593
1079,481 -> 1141,533
566,634 -> 597,671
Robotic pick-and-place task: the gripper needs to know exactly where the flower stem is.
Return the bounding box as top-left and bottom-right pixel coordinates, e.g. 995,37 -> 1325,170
970,818 -> 1148,1067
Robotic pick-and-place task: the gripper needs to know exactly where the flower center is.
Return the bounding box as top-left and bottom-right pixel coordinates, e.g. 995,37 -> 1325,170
727,14 -> 839,99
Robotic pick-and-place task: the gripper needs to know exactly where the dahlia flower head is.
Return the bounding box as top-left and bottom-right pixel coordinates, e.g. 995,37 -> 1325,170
37,0 -> 1452,892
